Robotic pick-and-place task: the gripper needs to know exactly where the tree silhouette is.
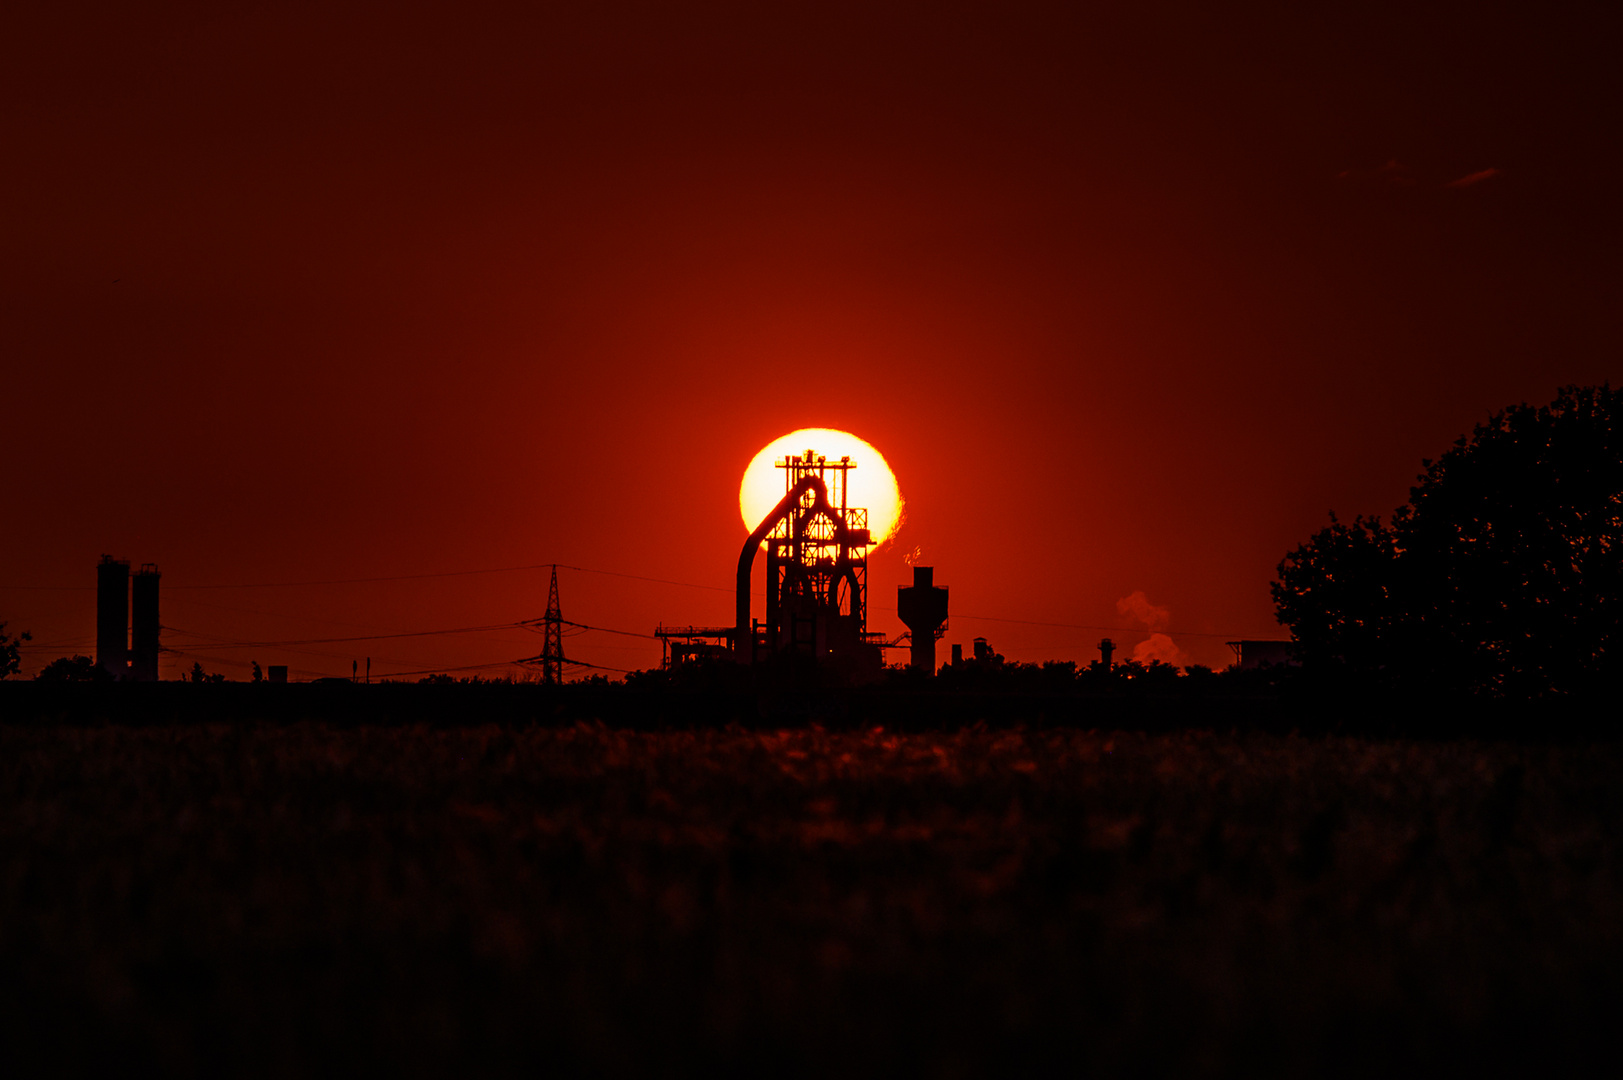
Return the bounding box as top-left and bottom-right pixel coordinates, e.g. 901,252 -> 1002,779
1,622 -> 30,680
1271,513 -> 1399,679
189,661 -> 227,684
1274,385 -> 1623,699
36,655 -> 110,682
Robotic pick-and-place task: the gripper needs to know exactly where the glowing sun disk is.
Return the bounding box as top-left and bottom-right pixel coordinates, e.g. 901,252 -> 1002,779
739,429 -> 902,547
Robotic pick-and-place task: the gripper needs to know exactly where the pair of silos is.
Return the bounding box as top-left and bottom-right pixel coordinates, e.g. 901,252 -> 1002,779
97,555 -> 161,681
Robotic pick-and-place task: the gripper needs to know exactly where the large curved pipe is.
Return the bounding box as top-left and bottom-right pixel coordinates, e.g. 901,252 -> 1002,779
736,475 -> 850,660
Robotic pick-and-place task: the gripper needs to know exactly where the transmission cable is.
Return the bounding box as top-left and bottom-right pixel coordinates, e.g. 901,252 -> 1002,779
158,621 -> 526,649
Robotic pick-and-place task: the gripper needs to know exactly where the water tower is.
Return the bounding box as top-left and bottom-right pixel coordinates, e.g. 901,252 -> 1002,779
897,566 -> 948,673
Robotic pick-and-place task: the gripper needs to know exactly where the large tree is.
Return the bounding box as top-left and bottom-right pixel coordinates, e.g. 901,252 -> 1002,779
1273,385 -> 1623,699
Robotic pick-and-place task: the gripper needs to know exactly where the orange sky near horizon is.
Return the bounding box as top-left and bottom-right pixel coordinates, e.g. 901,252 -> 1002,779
3,1 -> 1619,680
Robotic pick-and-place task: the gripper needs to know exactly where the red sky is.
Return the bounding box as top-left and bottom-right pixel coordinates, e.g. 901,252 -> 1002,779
4,1 -> 1619,679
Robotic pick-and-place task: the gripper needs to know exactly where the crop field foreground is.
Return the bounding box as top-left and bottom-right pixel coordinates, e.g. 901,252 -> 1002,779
3,722 -> 1621,1076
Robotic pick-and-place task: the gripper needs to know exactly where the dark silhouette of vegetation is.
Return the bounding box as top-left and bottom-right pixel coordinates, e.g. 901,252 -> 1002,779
35,655 -> 111,682
188,662 -> 227,684
1274,384 -> 1623,699
0,623 -> 28,680
414,673 -> 536,686
626,639 -> 1285,708
930,655 -> 1190,694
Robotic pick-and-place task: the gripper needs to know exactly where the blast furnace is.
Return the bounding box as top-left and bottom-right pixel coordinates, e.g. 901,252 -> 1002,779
658,448 -> 890,680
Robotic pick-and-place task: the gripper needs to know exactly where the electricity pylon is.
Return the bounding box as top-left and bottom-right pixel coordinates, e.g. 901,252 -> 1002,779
541,565 -> 565,685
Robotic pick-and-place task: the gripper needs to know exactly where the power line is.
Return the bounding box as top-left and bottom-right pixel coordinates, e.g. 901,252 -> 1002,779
556,640 -> 653,654
0,561 -> 731,593
161,627 -> 433,669
550,619 -> 659,640
873,605 -> 1265,640
518,655 -> 635,675
0,585 -> 94,591
4,562 -> 1253,636
163,647 -> 328,680
367,659 -> 536,679
161,593 -> 420,635
158,621 -> 525,649
5,562 -> 664,679
557,565 -> 732,595
8,558 -> 1267,664
944,611 -> 1261,639
568,661 -> 634,674
165,564 -> 561,590
370,655 -> 633,679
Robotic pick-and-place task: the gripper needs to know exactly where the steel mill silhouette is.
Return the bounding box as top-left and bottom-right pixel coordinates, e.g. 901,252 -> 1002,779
658,448 -> 950,680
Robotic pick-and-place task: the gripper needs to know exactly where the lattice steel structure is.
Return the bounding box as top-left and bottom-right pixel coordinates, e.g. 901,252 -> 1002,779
722,449 -> 882,679
765,451 -> 865,655
540,565 -> 565,685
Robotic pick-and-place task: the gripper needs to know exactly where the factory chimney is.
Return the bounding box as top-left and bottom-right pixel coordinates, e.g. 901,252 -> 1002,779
131,564 -> 161,682
897,566 -> 949,674
96,555 -> 130,681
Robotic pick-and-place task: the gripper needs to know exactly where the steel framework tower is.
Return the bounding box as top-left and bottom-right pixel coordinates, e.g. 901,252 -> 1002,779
664,448 -> 885,680
541,565 -> 565,685
763,451 -> 868,658
727,450 -> 881,677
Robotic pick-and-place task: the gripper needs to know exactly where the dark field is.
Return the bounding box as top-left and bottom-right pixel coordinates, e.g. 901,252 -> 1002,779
3,719 -> 1621,1076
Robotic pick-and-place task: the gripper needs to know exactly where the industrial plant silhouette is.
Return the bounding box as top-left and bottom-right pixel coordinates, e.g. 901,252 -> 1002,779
14,441 -> 1304,693
11,385 -> 1622,727
656,448 -> 949,681
44,442 -> 1291,715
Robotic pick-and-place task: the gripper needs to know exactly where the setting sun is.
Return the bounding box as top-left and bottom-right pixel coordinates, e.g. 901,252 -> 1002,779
739,429 -> 903,547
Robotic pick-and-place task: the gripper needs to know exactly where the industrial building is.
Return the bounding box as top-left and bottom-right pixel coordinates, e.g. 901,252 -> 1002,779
1226,640 -> 1295,670
96,555 -> 161,681
658,448 -> 949,679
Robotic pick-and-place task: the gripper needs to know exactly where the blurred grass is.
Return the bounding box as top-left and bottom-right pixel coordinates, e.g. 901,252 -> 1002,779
2,722 -> 1620,1076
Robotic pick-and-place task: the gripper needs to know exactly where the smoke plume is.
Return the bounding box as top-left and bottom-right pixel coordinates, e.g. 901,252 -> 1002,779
1115,591 -> 1189,667
1115,590 -> 1170,632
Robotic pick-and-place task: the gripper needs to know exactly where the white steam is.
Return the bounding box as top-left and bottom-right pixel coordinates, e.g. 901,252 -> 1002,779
1115,590 -> 1190,667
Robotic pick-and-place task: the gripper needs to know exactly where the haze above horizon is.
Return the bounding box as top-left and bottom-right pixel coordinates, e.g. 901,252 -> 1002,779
4,1 -> 1617,678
